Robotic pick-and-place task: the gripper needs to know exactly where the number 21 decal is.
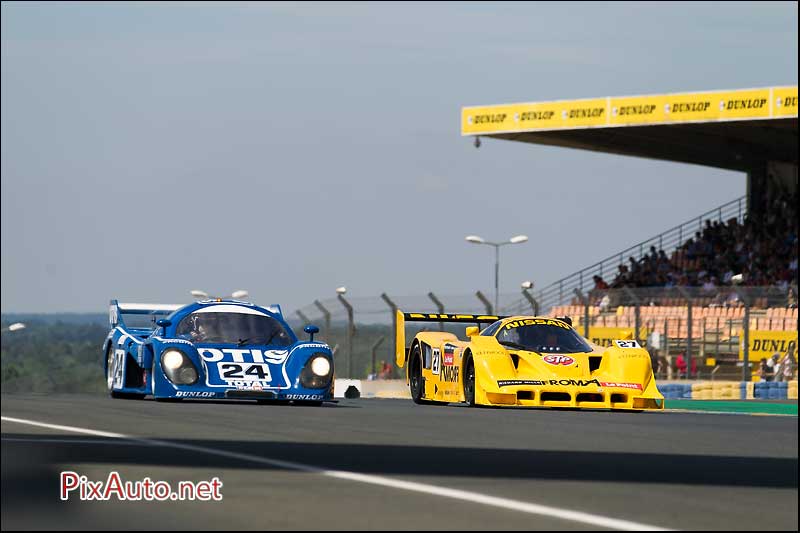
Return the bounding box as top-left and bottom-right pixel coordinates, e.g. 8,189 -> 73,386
431,348 -> 441,375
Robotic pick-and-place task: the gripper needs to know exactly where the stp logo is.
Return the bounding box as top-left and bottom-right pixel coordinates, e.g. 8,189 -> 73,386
543,355 -> 574,366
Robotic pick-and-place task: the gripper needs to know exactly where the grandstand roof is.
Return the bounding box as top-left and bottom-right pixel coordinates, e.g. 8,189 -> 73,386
461,86 -> 798,171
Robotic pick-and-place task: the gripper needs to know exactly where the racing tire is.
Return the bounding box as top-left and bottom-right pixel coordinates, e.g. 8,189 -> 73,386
105,345 -> 116,392
463,356 -> 477,407
409,344 -> 435,405
110,391 -> 146,400
106,346 -> 145,400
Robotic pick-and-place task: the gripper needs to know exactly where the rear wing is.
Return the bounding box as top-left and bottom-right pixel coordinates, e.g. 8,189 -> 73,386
109,299 -> 184,329
395,310 -> 507,368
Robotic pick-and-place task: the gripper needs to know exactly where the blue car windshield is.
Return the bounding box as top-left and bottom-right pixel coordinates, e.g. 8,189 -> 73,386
495,319 -> 593,354
176,311 -> 293,346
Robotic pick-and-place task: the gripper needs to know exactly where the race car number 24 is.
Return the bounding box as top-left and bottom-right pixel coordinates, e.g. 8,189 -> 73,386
217,363 -> 272,382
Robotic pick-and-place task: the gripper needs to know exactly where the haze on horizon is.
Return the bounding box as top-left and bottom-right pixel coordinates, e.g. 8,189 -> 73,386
2,1 -> 797,314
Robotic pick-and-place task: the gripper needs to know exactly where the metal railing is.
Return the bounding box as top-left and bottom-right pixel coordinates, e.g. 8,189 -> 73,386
503,196 -> 747,314
544,285 -> 798,382
288,284 -> 797,380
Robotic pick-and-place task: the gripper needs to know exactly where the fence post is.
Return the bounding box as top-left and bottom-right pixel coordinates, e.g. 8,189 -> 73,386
428,292 -> 445,330
677,287 -> 693,379
741,290 -> 752,382
314,299 -> 332,340
296,310 -> 311,328
476,291 -> 493,315
371,336 -> 386,379
664,317 -> 671,379
522,287 -> 540,315
623,287 -> 642,345
573,289 -> 590,338
336,294 -> 355,378
380,293 -> 398,371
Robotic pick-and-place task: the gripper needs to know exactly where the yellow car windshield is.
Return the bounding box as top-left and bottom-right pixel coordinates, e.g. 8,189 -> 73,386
495,322 -> 592,354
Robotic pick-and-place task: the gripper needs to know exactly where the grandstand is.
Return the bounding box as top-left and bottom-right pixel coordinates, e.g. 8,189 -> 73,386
463,85 -> 798,381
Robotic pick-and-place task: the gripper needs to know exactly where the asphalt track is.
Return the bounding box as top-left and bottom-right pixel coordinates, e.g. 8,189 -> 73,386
1,394 -> 797,531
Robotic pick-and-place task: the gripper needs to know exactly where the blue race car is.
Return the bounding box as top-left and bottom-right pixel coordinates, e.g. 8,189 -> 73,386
103,299 -> 334,405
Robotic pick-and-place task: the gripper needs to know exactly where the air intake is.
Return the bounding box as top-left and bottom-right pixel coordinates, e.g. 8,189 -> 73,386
540,392 -> 571,402
576,393 -> 603,403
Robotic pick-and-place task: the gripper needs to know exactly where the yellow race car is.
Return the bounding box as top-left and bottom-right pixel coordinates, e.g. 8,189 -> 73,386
395,311 -> 663,410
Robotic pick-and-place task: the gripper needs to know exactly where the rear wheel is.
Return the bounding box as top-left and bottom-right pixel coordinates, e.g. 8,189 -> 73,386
463,356 -> 476,407
409,344 -> 431,405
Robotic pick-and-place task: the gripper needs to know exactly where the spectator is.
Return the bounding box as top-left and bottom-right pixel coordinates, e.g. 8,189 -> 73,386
608,185 -> 797,292
378,360 -> 393,379
675,352 -> 687,378
758,358 -> 772,382
675,352 -> 697,379
779,350 -> 796,382
598,293 -> 611,312
766,353 -> 780,380
590,275 -> 610,305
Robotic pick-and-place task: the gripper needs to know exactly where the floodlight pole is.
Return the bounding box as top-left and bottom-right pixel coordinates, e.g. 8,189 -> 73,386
465,235 -> 528,313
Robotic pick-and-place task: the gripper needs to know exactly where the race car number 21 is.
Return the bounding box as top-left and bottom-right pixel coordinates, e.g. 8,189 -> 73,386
217,363 -> 272,382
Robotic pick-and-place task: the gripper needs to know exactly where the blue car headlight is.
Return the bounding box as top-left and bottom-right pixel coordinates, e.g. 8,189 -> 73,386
299,353 -> 333,389
161,349 -> 199,385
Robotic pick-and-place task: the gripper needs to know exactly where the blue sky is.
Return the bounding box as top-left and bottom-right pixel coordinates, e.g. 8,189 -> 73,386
1,1 -> 797,313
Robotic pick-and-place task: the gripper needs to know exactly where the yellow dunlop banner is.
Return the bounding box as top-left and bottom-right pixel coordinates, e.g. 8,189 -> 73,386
773,86 -> 799,117
587,327 -> 649,348
610,95 -> 667,125
715,89 -> 771,120
557,98 -> 607,128
462,86 -> 796,135
461,98 -> 607,135
739,330 -> 798,361
461,104 -> 518,135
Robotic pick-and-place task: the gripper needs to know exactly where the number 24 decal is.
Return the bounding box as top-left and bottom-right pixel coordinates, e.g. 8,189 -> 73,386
219,363 -> 272,381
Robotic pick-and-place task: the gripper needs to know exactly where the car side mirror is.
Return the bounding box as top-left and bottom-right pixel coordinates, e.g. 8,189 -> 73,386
304,325 -> 320,341
156,319 -> 171,336
465,326 -> 479,337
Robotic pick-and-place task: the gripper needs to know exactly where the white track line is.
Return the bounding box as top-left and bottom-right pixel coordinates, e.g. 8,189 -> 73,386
1,415 -> 671,531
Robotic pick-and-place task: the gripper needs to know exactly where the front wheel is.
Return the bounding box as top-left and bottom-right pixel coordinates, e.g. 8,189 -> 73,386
463,357 -> 476,407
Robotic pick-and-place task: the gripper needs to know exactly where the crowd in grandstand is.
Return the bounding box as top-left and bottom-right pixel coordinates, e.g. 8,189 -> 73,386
604,185 -> 798,294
